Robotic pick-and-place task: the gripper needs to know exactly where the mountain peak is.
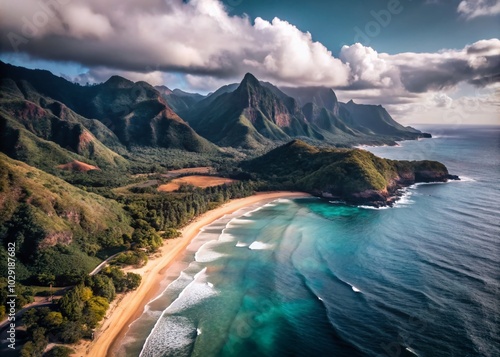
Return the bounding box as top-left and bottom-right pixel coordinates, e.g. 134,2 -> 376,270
234,72 -> 263,103
279,86 -> 339,114
155,85 -> 173,95
240,73 -> 260,87
104,75 -> 134,87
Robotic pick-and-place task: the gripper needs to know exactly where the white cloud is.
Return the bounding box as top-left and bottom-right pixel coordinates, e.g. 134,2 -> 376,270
72,68 -> 166,86
457,0 -> 500,19
339,39 -> 500,94
63,4 -> 113,39
0,0 -> 349,87
340,43 -> 400,89
185,73 -> 237,92
337,40 -> 499,125
1,0 -> 498,125
432,93 -> 454,108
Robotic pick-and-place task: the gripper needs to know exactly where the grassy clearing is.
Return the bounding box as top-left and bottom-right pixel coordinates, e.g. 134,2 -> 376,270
158,175 -> 237,192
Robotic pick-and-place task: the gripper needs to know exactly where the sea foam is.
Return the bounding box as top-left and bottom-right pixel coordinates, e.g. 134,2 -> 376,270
248,241 -> 274,250
139,268 -> 215,356
194,241 -> 228,263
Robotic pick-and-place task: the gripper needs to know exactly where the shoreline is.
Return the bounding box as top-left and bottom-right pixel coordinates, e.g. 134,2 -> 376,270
77,191 -> 310,357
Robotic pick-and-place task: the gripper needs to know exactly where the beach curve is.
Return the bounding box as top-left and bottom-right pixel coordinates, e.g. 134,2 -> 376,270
74,191 -> 310,357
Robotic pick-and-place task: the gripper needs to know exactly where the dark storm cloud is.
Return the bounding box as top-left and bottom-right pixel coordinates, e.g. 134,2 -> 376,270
399,54 -> 500,93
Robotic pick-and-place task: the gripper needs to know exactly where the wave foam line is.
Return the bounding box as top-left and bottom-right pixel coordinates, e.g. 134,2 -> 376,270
358,205 -> 391,210
139,267 -> 209,357
405,346 -> 420,356
248,241 -> 274,250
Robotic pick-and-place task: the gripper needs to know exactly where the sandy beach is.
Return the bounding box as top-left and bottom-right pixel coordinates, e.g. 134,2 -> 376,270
75,191 -> 310,357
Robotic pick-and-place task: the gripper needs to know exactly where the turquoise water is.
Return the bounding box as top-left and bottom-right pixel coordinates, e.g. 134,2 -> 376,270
120,126 -> 499,357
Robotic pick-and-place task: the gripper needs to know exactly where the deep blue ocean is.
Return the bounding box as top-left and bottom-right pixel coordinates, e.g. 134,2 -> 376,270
119,126 -> 499,357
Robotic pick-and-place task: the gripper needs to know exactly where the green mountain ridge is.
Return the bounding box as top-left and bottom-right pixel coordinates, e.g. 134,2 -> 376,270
0,61 -> 216,154
339,100 -> 426,138
1,61 -> 430,154
0,55 -> 458,357
156,86 -> 205,115
243,140 -> 453,206
183,73 -> 430,149
184,73 -> 324,149
0,79 -> 129,173
0,153 -> 133,282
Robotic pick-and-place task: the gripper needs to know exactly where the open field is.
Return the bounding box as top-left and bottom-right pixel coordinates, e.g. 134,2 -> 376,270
162,166 -> 215,179
158,175 -> 236,192
131,166 -> 214,179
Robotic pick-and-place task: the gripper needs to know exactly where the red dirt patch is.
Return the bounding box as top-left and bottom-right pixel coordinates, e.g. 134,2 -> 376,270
16,102 -> 46,120
57,160 -> 99,172
158,175 -> 236,192
78,130 -> 94,151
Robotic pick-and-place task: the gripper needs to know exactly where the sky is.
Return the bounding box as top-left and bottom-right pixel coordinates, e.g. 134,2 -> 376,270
0,0 -> 499,125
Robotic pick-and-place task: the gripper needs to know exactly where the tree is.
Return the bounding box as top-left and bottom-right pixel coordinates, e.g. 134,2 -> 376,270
58,321 -> 83,343
102,266 -> 127,292
23,307 -> 51,330
80,287 -> 93,302
37,273 -> 55,286
85,275 -> 116,301
58,285 -> 85,321
4,204 -> 45,261
162,228 -> 181,239
23,308 -> 40,330
32,327 -> 48,355
44,311 -> 63,329
84,296 -> 109,328
125,272 -> 142,290
20,341 -> 36,357
44,346 -> 75,357
20,327 -> 47,357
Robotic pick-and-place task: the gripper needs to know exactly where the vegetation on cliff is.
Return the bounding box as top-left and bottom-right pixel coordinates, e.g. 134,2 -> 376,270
0,62 -> 454,354
243,140 -> 450,204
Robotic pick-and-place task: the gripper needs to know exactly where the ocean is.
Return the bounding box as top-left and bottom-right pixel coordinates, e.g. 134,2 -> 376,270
118,126 -> 500,357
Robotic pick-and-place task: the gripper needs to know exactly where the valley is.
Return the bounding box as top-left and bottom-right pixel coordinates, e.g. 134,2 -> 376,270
0,61 -> 456,356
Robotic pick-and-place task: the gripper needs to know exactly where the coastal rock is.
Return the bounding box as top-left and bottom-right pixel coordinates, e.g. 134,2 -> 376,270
243,140 -> 460,208
414,170 -> 449,182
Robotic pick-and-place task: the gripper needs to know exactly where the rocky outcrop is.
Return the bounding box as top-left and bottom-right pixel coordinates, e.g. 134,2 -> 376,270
244,140 -> 460,207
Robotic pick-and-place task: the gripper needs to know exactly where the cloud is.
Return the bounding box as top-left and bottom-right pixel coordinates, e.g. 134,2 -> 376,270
339,44 -> 398,89
185,74 -> 237,93
336,40 -> 499,124
457,0 -> 500,19
432,93 -> 453,108
339,39 -> 500,94
0,0 -> 498,121
71,68 -> 166,86
0,0 -> 349,87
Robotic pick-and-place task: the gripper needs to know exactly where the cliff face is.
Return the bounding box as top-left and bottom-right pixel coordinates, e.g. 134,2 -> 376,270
184,73 -> 316,149
243,140 -> 459,206
0,61 -> 217,153
339,100 -> 430,139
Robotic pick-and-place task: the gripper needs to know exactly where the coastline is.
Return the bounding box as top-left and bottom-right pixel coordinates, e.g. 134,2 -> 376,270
75,191 -> 310,357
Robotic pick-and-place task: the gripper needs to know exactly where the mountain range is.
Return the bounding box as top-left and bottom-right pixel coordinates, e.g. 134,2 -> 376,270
0,61 -> 429,169
181,73 -> 429,149
0,61 -> 454,289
